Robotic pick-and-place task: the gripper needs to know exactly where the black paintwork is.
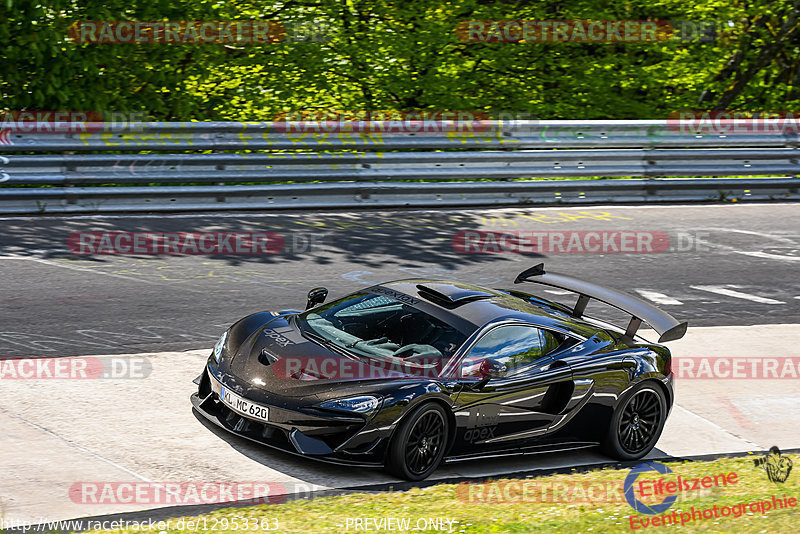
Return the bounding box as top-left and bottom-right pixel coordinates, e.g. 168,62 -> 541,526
191,277 -> 676,470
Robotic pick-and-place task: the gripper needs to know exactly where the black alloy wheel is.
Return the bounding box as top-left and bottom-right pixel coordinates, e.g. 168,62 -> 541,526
386,403 -> 449,480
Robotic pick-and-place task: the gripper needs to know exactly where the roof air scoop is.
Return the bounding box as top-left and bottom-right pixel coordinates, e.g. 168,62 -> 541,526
416,283 -> 493,307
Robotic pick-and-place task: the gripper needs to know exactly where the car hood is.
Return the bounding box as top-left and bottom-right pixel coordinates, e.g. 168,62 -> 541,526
226,314 -> 439,399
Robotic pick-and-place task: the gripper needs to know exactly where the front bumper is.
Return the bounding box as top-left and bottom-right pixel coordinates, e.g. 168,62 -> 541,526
191,366 -> 387,467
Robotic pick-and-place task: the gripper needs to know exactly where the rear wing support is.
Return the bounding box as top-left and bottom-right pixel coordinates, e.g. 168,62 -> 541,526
514,263 -> 687,343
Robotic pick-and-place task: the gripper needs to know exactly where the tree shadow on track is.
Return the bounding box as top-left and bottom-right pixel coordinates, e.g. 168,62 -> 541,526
0,209 -> 541,270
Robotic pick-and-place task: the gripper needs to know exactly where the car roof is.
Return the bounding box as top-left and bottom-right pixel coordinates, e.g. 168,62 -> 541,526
373,279 -> 602,338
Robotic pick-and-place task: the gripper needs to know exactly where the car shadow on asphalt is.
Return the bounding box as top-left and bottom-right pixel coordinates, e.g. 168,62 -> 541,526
191,407 -> 671,492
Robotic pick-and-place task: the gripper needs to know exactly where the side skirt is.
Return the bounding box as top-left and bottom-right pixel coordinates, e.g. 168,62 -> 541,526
444,441 -> 599,463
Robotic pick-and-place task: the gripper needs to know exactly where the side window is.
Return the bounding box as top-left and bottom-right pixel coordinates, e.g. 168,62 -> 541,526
540,329 -> 580,355
460,325 -> 546,378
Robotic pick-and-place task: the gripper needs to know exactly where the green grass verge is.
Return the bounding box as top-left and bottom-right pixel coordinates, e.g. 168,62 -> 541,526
81,454 -> 798,534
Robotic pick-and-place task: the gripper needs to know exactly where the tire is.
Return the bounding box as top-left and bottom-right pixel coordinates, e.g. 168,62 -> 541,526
386,403 -> 449,481
602,381 -> 667,461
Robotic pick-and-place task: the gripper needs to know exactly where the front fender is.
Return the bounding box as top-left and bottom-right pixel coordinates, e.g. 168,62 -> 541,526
374,381 -> 458,457
228,311 -> 283,350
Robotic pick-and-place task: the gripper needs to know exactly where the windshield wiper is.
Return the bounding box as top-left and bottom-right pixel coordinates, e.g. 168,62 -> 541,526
295,318 -> 361,358
295,318 -> 387,367
297,321 -> 332,346
346,336 -> 389,348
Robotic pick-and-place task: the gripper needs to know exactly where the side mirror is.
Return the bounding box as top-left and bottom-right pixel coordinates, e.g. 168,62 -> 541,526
472,358 -> 507,390
480,358 -> 508,379
306,287 -> 328,310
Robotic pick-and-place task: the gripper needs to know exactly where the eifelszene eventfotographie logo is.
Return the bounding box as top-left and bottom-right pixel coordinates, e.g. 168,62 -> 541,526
754,446 -> 793,483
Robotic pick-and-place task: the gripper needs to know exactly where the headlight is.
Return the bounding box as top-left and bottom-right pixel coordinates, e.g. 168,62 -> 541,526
213,331 -> 228,363
317,395 -> 381,416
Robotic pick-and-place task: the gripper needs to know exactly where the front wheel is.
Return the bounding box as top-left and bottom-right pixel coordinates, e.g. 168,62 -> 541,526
386,403 -> 448,481
602,381 -> 667,461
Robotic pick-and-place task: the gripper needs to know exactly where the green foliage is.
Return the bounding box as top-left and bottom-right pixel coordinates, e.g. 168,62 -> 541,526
1,0 -> 799,119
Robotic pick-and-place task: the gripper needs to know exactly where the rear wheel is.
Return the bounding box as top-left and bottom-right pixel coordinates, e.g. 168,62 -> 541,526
386,403 -> 448,481
602,382 -> 667,460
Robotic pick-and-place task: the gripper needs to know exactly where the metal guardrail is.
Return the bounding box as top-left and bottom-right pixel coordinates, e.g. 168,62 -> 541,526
2,120 -> 800,151
1,121 -> 798,214
2,178 -> 796,214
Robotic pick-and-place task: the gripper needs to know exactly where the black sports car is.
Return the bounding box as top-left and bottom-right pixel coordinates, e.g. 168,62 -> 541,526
192,264 -> 686,481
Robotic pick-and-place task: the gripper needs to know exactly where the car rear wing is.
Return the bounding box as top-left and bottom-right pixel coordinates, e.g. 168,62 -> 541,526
514,263 -> 688,343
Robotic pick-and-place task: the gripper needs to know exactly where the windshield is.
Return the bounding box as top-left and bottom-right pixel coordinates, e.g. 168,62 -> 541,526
298,292 -> 467,366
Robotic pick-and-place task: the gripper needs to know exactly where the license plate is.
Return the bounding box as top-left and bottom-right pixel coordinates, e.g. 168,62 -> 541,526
219,386 -> 269,423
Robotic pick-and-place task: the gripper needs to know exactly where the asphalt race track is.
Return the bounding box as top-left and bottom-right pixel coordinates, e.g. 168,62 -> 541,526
1,202 -> 799,524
